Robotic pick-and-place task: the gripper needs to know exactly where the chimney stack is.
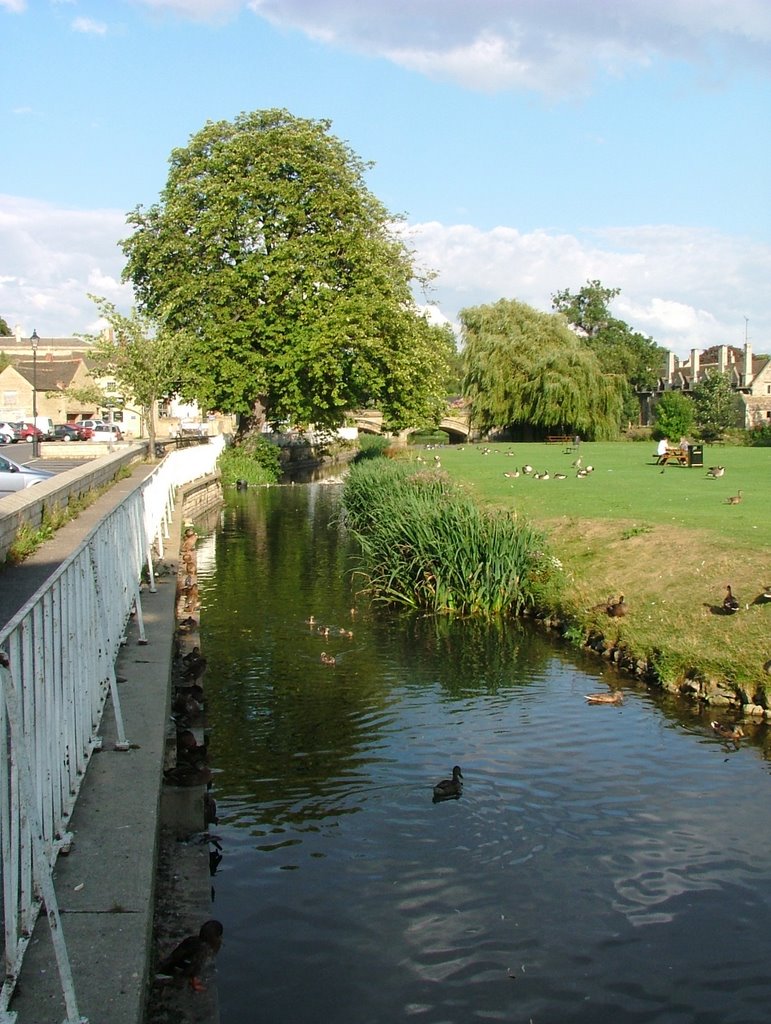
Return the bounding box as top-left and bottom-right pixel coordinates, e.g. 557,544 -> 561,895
690,348 -> 700,383
666,351 -> 676,383
718,345 -> 728,374
743,342 -> 753,387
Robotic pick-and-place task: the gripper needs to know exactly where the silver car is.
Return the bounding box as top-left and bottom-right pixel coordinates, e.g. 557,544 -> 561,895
0,454 -> 55,494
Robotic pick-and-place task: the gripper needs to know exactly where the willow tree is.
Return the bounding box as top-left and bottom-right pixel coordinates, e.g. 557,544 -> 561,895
460,298 -> 623,439
121,108 -> 451,432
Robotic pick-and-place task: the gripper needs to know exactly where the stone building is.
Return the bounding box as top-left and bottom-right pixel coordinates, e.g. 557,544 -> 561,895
643,342 -> 771,430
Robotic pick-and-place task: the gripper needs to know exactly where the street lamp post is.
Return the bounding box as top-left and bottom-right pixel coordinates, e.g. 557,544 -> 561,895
31,329 -> 39,457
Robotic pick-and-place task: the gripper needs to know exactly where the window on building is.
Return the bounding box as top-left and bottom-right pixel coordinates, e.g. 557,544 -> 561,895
2,390 -> 18,409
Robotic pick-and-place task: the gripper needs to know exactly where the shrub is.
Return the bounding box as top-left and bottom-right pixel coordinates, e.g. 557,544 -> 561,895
219,435 -> 282,486
341,459 -> 561,618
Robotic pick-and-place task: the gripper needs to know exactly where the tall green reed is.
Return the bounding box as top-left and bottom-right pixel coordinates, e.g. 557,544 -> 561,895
342,459 -> 560,618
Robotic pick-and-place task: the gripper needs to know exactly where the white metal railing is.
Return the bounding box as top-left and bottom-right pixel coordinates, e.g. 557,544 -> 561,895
0,436 -> 223,1023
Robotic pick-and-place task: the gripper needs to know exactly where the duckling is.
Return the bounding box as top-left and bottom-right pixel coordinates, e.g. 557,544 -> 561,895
156,920 -> 224,992
181,645 -> 201,666
183,655 -> 208,682
163,760 -> 212,787
584,692 -> 624,705
706,465 -> 725,478
723,585 -> 740,614
607,595 -> 628,617
433,765 -> 463,802
320,651 -> 336,666
710,721 -> 744,741
725,489 -> 743,505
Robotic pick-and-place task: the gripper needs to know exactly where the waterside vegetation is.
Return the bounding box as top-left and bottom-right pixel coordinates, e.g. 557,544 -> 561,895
341,459 -> 561,618
393,440 -> 770,700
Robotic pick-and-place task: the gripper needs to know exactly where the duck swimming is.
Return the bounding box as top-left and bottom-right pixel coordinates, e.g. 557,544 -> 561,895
710,721 -> 744,741
433,765 -> 463,802
156,919 -> 224,992
320,651 -> 336,666
584,692 -> 624,705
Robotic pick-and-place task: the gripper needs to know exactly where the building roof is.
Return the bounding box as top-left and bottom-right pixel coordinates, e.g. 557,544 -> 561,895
8,359 -> 86,390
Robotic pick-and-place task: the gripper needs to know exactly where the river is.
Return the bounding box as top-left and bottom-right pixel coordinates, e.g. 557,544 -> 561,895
195,480 -> 771,1024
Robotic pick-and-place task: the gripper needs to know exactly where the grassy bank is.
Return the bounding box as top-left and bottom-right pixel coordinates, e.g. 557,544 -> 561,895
401,441 -> 770,699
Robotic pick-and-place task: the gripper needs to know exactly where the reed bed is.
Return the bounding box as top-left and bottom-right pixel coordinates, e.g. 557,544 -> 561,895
341,459 -> 558,617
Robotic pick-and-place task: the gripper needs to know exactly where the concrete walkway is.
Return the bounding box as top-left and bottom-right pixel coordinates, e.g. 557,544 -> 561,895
0,464 -> 214,1024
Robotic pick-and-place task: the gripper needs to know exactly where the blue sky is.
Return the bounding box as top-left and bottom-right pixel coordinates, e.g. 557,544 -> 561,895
1,0 -> 770,358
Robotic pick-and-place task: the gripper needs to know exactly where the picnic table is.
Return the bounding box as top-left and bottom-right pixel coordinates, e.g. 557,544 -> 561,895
656,447 -> 689,466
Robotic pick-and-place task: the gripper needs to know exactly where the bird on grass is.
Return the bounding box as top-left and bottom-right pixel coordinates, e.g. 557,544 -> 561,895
156,919 -> 224,993
724,490 -> 743,505
753,585 -> 771,605
723,585 -> 740,614
607,595 -> 628,617
433,765 -> 463,802
584,692 -> 624,705
706,466 -> 725,478
710,721 -> 745,741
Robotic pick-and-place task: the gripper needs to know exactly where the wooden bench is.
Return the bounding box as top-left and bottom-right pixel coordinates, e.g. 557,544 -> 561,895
546,435 -> 573,445
656,448 -> 688,466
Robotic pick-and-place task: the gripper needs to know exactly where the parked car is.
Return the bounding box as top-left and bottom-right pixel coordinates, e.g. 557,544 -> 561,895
90,423 -> 124,442
14,422 -> 46,442
0,453 -> 55,495
78,419 -> 104,433
52,423 -> 86,442
0,422 -> 21,444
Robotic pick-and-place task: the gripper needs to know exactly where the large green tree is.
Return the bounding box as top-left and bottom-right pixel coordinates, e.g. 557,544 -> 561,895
460,298 -> 623,439
552,279 -> 667,424
121,108 -> 452,432
652,390 -> 694,440
691,371 -> 742,440
84,297 -> 186,456
0,316 -> 10,336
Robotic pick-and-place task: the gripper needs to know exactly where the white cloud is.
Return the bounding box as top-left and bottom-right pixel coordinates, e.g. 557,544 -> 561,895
0,195 -> 132,337
71,16 -> 108,35
0,0 -> 26,12
1,194 -> 767,361
402,221 -> 771,359
243,0 -> 771,94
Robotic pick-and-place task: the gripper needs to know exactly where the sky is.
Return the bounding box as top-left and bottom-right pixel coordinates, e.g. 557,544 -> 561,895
1,0 -> 769,360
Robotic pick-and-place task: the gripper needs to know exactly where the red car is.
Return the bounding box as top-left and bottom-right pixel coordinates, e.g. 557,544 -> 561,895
15,422 -> 45,442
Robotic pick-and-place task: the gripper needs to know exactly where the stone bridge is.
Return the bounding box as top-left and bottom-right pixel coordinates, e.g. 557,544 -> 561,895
352,408 -> 472,442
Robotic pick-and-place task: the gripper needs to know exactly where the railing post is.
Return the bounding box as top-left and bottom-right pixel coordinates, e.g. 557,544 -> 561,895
0,657 -> 88,1024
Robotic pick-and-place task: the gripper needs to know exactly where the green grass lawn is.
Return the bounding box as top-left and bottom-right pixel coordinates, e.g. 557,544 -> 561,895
426,441 -> 770,550
404,440 -> 771,695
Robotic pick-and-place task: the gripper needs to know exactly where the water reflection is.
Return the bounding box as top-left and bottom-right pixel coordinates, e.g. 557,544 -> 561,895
196,483 -> 771,1024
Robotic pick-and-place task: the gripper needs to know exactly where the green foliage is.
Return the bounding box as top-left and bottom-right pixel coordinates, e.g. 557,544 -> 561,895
220,434 -> 282,485
652,390 -> 695,440
460,298 -> 623,439
552,280 -> 668,421
0,316 -> 10,336
691,371 -> 743,441
0,350 -> 10,372
748,422 -> 771,447
122,108 -> 452,432
341,458 -> 560,618
356,434 -> 391,460
82,297 -> 186,454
